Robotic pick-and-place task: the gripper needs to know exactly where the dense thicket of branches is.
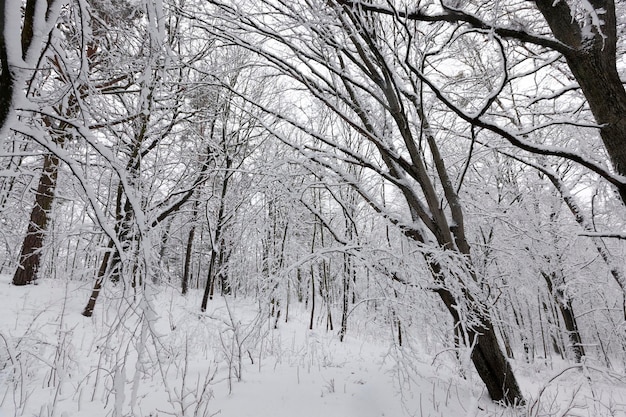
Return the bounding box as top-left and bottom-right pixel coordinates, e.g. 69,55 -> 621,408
1,0 -> 625,407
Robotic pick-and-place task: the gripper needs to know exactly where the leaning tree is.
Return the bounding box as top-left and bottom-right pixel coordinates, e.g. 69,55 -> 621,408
197,0 -> 524,404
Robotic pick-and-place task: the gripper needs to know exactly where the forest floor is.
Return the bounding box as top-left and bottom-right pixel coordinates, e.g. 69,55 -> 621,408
1,276 -> 625,417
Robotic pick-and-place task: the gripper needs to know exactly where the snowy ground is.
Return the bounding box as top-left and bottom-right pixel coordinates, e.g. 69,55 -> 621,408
1,276 -> 625,417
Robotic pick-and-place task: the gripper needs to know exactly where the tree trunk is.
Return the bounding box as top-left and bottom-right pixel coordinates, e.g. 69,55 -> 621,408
12,153 -> 59,285
565,54 -> 626,201
436,285 -> 523,406
218,244 -> 231,295
309,220 -> 317,330
82,238 -> 115,317
201,156 -> 231,311
81,185 -> 130,316
558,301 -> 585,363
0,0 -> 13,131
534,0 -> 626,201
182,199 -> 199,295
181,224 -> 195,295
541,271 -> 585,362
201,246 -> 217,312
339,252 -> 350,342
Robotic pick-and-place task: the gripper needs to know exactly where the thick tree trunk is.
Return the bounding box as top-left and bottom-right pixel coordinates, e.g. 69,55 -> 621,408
535,0 -> 626,201
564,53 -> 626,201
12,153 -> 59,285
1,0 -> 58,131
0,0 -> 12,131
437,286 -> 523,406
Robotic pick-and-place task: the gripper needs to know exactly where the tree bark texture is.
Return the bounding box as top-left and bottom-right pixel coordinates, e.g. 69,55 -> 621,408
541,271 -> 585,362
82,238 -> 115,317
201,155 -> 232,311
12,153 -> 59,285
182,199 -> 199,295
0,0 -> 12,131
534,0 -> 626,201
434,263 -> 524,405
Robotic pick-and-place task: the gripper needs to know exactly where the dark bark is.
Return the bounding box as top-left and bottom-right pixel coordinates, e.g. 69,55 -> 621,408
284,280 -> 290,323
181,223 -> 195,295
0,0 -> 12,131
21,1 -> 36,58
218,243 -> 231,295
436,284 -> 523,406
201,155 -> 232,311
201,246 -> 217,312
296,268 -> 303,303
182,199 -> 199,295
339,253 -> 350,342
201,207 -> 223,308
534,0 -> 626,201
81,186 -> 128,316
11,0 -> 78,286
321,261 -> 334,331
82,238 -> 115,317
309,220 -> 317,330
12,153 -> 59,285
309,267 -> 315,330
541,271 -> 585,362
558,301 -> 585,363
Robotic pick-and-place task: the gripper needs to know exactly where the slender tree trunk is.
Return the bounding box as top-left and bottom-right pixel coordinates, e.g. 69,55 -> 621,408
218,244 -> 231,295
541,300 -> 564,358
339,252 -> 350,342
201,157 -> 231,310
541,271 -> 585,362
309,220 -> 317,330
321,261 -> 334,331
309,267 -> 315,330
182,199 -> 199,295
558,301 -> 585,363
296,268 -> 303,303
82,180 -> 130,316
285,279 -> 290,323
181,224 -> 195,295
82,238 -> 115,317
201,249 -> 216,312
13,153 -> 59,285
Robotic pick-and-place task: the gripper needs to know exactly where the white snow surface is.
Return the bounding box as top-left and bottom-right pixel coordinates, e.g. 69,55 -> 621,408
0,275 -> 625,417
